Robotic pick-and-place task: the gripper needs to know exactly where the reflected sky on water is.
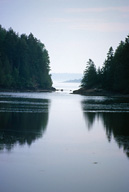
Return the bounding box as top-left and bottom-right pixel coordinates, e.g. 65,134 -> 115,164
81,96 -> 129,158
0,90 -> 129,192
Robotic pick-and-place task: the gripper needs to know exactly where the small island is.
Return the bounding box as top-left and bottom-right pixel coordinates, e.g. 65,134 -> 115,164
73,35 -> 129,96
0,25 -> 54,92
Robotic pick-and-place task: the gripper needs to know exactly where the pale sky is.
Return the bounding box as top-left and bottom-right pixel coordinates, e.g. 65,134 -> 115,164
0,0 -> 129,73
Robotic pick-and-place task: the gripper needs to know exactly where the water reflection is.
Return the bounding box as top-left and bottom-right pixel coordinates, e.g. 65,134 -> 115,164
81,96 -> 129,112
81,97 -> 129,158
0,97 -> 50,151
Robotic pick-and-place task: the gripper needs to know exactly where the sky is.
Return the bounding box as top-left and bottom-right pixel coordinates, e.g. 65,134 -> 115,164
0,0 -> 129,73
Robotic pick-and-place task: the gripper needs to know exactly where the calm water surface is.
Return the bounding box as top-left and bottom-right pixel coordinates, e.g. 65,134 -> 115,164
0,83 -> 129,192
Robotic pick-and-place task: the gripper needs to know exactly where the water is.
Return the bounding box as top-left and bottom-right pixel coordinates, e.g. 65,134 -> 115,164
53,81 -> 80,92
0,83 -> 129,192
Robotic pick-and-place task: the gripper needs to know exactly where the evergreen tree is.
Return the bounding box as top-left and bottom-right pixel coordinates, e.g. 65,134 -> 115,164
81,35 -> 129,94
0,25 -> 53,90
81,59 -> 97,89
102,47 -> 114,90
113,37 -> 129,92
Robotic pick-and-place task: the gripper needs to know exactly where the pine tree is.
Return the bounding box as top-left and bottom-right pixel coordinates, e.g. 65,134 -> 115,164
81,59 -> 97,89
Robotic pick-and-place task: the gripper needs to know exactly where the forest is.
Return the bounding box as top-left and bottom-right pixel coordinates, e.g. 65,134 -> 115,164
0,25 -> 53,90
81,35 -> 129,94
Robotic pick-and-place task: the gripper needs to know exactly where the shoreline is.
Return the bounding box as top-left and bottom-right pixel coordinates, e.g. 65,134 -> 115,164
72,88 -> 129,97
0,87 -> 56,93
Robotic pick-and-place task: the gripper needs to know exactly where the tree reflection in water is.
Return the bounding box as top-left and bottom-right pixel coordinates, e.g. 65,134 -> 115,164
81,98 -> 129,158
0,98 -> 50,151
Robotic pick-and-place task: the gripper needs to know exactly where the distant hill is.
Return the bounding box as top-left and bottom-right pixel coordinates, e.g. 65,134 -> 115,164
52,73 -> 83,82
64,79 -> 81,83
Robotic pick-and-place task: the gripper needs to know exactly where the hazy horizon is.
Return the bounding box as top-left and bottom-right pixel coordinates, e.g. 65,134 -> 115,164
51,72 -> 83,82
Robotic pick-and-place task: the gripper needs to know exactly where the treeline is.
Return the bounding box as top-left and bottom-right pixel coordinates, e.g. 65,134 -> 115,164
0,25 -> 52,90
81,35 -> 129,93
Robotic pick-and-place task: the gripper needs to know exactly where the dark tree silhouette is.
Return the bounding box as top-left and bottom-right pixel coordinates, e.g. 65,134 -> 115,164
81,59 -> 97,89
0,25 -> 53,90
81,35 -> 129,94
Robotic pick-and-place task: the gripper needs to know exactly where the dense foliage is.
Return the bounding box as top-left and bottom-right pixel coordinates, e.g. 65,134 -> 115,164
0,25 -> 52,90
81,35 -> 129,93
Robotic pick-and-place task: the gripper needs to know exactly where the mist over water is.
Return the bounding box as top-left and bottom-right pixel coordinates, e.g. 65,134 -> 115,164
0,84 -> 129,192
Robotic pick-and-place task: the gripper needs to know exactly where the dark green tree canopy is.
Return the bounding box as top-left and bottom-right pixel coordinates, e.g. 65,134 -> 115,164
0,25 -> 52,90
81,59 -> 97,89
81,35 -> 129,94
